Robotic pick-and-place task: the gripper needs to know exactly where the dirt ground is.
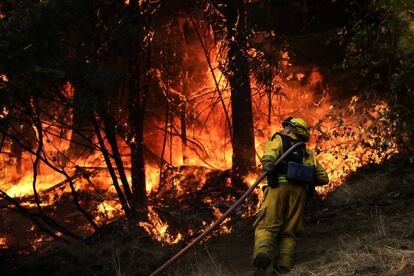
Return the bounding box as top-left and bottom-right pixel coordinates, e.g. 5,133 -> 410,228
169,157 -> 414,276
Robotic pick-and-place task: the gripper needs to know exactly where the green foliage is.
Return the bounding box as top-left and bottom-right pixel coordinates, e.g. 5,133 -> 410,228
341,1 -> 405,83
339,0 -> 414,150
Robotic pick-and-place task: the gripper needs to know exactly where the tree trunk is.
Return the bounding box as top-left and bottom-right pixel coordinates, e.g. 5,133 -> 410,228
93,117 -> 131,216
102,114 -> 135,209
115,2 -> 155,213
69,84 -> 94,157
180,99 -> 188,165
127,7 -> 149,207
129,88 -> 147,206
224,0 -> 256,177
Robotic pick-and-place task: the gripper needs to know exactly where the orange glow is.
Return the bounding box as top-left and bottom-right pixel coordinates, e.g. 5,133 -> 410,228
5,174 -> 66,198
138,206 -> 183,245
95,200 -> 123,225
212,206 -> 232,234
62,81 -> 74,99
0,43 -> 399,250
0,237 -> 8,249
0,106 -> 8,119
31,236 -> 51,251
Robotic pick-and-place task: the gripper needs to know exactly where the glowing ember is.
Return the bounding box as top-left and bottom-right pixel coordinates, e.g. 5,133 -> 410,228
31,236 -> 51,251
212,206 -> 232,234
0,106 -> 8,119
95,201 -> 123,224
0,236 -> 8,249
0,42 -> 400,251
138,206 -> 183,245
312,100 -> 398,195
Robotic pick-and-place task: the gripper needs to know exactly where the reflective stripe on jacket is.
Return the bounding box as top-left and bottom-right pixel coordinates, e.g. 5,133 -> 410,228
262,133 -> 329,186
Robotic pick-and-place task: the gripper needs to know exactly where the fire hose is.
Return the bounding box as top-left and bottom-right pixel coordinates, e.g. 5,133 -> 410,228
149,142 -> 305,276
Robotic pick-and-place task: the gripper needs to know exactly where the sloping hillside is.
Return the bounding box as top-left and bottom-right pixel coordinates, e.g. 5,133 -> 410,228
168,156 -> 414,276
2,156 -> 413,276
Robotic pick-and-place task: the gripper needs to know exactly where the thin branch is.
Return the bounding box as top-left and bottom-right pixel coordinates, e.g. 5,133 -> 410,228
93,116 -> 131,216
188,16 -> 233,144
0,188 -> 80,242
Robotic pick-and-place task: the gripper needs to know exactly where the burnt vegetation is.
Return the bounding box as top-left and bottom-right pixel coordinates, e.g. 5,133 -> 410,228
0,0 -> 413,275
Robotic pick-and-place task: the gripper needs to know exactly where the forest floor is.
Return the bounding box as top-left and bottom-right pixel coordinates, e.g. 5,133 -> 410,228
169,156 -> 414,276
2,156 -> 414,276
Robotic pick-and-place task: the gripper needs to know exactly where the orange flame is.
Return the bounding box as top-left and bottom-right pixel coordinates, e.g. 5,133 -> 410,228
138,206 -> 183,245
0,44 -> 399,250
0,237 -> 8,249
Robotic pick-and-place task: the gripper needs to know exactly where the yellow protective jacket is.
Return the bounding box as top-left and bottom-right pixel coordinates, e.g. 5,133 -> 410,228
262,133 -> 329,186
252,132 -> 329,270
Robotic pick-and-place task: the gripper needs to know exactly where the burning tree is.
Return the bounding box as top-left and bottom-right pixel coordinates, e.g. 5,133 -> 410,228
0,0 -> 410,266
0,0 -> 259,246
0,0 -> 160,240
206,0 -> 257,177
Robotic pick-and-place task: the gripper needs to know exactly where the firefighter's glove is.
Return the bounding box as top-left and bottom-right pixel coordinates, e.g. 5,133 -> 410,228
262,160 -> 276,173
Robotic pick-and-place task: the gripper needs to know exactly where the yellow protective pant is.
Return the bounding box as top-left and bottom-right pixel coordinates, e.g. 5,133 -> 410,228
253,182 -> 307,270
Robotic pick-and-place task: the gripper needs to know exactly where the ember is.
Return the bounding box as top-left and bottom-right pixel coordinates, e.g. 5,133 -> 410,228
0,65 -> 397,252
0,237 -> 8,249
138,206 -> 183,245
0,0 -> 405,260
0,57 -> 398,251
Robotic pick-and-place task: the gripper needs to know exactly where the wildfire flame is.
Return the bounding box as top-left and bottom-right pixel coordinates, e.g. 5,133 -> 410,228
0,44 -> 399,250
95,201 -> 123,225
138,206 -> 183,245
0,237 -> 8,249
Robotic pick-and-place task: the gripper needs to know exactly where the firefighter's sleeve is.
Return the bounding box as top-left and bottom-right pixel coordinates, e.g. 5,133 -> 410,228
262,135 -> 282,163
314,159 -> 329,186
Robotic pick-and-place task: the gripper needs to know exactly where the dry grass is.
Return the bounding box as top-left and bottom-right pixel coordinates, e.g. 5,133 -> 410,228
175,158 -> 414,276
289,215 -> 414,276
167,241 -> 414,276
291,241 -> 414,276
167,225 -> 414,276
168,246 -> 232,276
326,172 -> 389,208
371,207 -> 387,238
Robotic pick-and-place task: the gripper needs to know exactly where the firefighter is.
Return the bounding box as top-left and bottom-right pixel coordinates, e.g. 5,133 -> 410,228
252,117 -> 329,275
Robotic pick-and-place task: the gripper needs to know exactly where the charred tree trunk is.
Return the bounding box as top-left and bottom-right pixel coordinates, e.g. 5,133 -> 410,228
266,68 -> 273,138
102,114 -> 135,209
69,82 -> 94,158
159,91 -> 169,186
127,2 -> 149,209
93,117 -> 131,216
11,139 -> 22,173
180,99 -> 188,165
224,0 -> 256,177
129,77 -> 147,207
10,123 -> 35,173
